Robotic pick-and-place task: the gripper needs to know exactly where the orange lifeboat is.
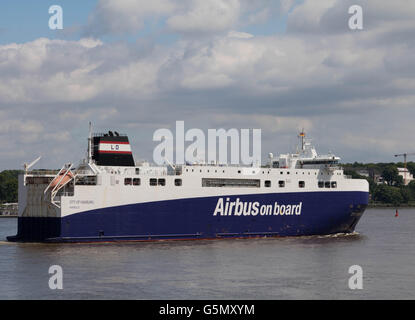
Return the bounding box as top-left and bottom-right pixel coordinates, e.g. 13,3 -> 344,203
49,171 -> 74,190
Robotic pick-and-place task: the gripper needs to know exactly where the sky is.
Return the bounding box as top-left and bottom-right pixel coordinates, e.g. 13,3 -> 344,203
0,0 -> 414,170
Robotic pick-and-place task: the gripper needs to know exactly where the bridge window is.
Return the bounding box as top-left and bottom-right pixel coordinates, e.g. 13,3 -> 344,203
175,179 -> 182,186
158,178 -> 166,186
265,180 -> 271,187
325,181 -> 331,188
124,178 -> 132,185
135,168 -> 140,175
331,181 -> 337,188
299,181 -> 305,188
278,180 -> 285,188
133,178 -> 140,186
150,178 -> 157,186
318,181 -> 324,188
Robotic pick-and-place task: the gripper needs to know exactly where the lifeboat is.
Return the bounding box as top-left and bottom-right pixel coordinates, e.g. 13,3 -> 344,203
48,171 -> 74,190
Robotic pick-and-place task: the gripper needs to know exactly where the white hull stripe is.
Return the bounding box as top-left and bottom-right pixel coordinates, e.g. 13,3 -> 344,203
99,142 -> 132,153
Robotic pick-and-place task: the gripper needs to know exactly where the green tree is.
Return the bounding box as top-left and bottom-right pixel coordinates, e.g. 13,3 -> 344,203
407,180 -> 415,200
407,162 -> 415,177
373,185 -> 403,205
400,188 -> 411,203
343,169 -> 366,179
382,166 -> 403,186
0,170 -> 21,203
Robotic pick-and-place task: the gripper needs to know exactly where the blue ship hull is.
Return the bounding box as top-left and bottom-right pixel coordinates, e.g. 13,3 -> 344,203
7,191 -> 368,243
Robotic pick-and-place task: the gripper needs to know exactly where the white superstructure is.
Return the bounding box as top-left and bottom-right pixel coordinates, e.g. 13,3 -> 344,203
19,132 -> 366,219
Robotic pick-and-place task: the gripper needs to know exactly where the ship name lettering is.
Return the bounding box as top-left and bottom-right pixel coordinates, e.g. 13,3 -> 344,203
213,198 -> 302,216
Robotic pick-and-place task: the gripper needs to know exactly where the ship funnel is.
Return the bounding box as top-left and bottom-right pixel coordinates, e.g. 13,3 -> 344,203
91,131 -> 135,166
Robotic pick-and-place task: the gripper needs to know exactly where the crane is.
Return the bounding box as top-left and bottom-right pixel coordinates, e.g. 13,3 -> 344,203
394,152 -> 415,185
23,156 -> 41,174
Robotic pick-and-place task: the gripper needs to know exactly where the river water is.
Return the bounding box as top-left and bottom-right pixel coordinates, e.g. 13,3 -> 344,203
0,208 -> 414,299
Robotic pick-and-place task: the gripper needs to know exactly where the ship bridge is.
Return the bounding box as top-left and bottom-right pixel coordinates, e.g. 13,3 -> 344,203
269,132 -> 341,170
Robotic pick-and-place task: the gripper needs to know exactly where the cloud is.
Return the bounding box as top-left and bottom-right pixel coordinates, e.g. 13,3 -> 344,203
0,37 -> 166,104
0,38 -> 104,103
212,113 -> 313,133
84,0 -> 243,37
166,0 -> 241,34
287,0 -> 415,35
83,0 -> 176,36
82,0 -> 297,37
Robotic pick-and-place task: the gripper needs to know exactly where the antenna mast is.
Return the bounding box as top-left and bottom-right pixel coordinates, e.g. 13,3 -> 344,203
299,129 -> 305,151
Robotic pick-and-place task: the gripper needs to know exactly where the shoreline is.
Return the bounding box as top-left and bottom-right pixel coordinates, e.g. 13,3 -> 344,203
368,203 -> 415,208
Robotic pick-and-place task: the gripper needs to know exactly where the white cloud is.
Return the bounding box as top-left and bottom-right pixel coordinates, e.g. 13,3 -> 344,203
83,0 -> 297,37
0,119 -> 44,135
287,0 -> 415,34
212,113 -> 313,133
287,0 -> 337,33
227,30 -> 254,39
0,37 -> 163,104
245,8 -> 270,25
84,0 -> 176,36
167,0 -> 241,34
280,0 -> 296,14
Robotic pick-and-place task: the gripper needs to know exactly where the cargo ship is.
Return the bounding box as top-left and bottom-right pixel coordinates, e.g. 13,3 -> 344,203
7,128 -> 369,242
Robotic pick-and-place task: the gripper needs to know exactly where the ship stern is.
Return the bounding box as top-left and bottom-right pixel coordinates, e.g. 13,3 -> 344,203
7,174 -> 62,242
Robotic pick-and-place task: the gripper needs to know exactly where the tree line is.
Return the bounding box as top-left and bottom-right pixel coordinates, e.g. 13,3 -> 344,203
343,161 -> 415,206
0,170 -> 21,204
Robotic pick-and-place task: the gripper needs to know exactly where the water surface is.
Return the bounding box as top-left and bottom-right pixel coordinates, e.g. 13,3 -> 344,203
0,208 -> 414,299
